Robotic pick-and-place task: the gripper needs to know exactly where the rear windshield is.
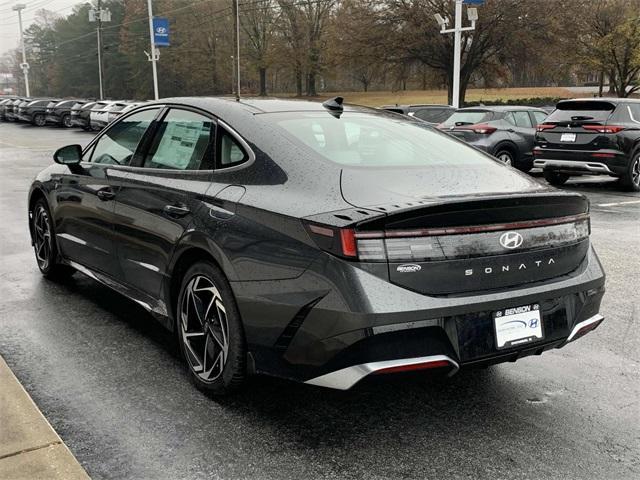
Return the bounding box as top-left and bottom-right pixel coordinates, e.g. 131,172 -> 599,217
546,101 -> 615,123
413,108 -> 454,123
442,110 -> 494,126
270,111 -> 495,167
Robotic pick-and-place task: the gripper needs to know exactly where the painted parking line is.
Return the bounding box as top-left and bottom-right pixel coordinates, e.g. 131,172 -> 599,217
596,200 -> 640,207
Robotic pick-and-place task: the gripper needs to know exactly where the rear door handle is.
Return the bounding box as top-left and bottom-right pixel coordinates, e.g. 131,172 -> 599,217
506,128 -> 515,133
163,204 -> 191,218
97,188 -> 115,201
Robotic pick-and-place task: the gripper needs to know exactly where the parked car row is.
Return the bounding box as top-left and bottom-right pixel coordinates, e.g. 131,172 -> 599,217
0,97 -> 144,131
385,99 -> 640,191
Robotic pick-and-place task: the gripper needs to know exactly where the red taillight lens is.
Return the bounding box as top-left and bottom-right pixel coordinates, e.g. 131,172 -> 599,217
339,229 -> 357,257
591,152 -> 616,158
582,125 -> 625,133
536,123 -> 556,132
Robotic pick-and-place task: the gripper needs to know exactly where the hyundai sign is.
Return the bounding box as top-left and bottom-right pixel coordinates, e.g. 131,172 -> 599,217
153,17 -> 170,47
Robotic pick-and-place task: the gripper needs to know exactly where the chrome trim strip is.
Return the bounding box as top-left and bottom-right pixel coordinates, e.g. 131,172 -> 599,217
567,314 -> 604,342
56,233 -> 87,246
534,159 -> 613,174
126,258 -> 161,273
372,319 -> 438,335
305,355 -> 459,390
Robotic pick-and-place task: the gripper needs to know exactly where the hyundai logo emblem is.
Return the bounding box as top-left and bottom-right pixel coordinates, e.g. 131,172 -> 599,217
499,231 -> 523,249
156,27 -> 167,34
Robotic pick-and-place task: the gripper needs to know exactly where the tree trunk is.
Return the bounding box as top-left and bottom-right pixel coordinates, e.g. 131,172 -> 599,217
259,67 -> 267,96
295,67 -> 303,97
598,69 -> 604,97
307,71 -> 317,96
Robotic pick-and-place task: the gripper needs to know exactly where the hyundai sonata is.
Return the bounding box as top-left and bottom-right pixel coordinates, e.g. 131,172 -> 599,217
28,97 -> 606,394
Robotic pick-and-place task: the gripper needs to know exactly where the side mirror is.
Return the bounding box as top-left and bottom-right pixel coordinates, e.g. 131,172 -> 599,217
53,144 -> 83,165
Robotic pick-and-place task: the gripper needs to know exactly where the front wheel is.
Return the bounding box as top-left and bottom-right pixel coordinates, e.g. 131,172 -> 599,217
543,170 -> 570,186
177,261 -> 246,395
61,114 -> 72,128
619,151 -> 640,192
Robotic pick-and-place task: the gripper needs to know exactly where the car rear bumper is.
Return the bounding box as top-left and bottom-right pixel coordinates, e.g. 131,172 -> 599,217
235,245 -> 606,389
533,148 -> 629,176
70,117 -> 88,127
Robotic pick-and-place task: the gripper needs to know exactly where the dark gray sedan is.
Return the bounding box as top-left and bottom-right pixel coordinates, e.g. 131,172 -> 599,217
438,106 -> 549,172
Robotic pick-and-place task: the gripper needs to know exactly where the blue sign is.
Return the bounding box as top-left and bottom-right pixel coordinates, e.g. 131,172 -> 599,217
463,0 -> 485,4
153,17 -> 170,47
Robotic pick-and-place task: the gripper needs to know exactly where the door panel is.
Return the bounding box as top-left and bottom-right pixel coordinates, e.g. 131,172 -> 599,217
54,163 -> 117,276
111,108 -> 217,298
505,111 -> 536,158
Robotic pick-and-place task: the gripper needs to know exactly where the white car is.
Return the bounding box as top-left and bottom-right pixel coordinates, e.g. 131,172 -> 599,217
89,101 -> 122,130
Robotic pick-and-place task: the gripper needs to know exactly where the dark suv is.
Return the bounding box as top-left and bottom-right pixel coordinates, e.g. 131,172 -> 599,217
438,106 -> 549,172
46,99 -> 87,128
534,98 -> 640,191
17,98 -> 59,126
381,104 -> 455,125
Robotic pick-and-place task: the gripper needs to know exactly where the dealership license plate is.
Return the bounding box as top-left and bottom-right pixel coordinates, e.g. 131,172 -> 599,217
560,133 -> 576,142
494,304 -> 543,349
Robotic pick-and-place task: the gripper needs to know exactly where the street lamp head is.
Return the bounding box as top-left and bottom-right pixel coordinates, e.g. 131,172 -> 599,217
434,13 -> 448,28
467,7 -> 479,22
12,4 -> 27,11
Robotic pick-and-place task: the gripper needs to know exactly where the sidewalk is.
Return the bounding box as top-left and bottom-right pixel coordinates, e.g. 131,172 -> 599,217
0,355 -> 89,480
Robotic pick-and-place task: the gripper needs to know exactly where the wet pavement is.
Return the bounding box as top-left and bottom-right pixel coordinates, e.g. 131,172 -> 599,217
1,121 -> 639,480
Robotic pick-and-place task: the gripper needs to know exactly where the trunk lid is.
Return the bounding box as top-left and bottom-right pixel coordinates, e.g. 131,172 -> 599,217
340,170 -> 590,295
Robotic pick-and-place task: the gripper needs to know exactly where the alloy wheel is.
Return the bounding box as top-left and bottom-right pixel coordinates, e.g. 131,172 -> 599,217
62,115 -> 72,128
497,151 -> 513,166
632,155 -> 640,187
34,114 -> 46,127
32,205 -> 52,271
179,275 -> 229,382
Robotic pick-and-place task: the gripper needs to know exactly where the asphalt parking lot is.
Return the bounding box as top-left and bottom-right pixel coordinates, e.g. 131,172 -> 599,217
0,122 -> 639,480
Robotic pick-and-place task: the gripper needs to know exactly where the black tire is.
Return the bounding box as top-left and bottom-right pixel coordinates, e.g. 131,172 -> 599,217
30,199 -> 75,279
176,260 -> 246,395
33,113 -> 46,127
494,148 -> 516,167
543,170 -> 570,186
619,150 -> 640,192
61,113 -> 72,128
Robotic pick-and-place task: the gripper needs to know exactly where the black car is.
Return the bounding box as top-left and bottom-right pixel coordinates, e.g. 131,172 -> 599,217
28,97 -> 605,394
69,101 -> 98,130
17,98 -> 59,126
381,104 -> 455,125
3,97 -> 28,122
46,99 -> 88,128
438,106 -> 549,172
0,97 -> 18,120
534,98 -> 640,191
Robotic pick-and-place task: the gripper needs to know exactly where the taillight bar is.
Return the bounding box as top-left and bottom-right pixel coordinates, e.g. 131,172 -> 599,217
582,125 -> 625,133
456,123 -> 497,134
536,123 -> 556,131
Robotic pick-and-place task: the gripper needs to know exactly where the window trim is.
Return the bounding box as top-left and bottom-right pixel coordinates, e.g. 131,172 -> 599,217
628,105 -> 640,124
214,119 -> 256,173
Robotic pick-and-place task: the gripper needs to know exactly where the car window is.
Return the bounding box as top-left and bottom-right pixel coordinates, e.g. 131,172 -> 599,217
413,108 -> 453,123
628,104 -> 640,124
442,110 -> 494,126
546,101 -> 615,124
512,111 -> 533,128
273,112 -> 498,167
218,128 -> 248,168
532,111 -> 548,125
90,108 -> 160,166
144,109 -> 214,170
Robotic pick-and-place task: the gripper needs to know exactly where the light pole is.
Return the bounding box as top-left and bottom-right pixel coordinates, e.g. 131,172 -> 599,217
89,1 -> 111,100
146,0 -> 159,100
435,0 -> 479,108
232,0 -> 240,101
12,4 -> 30,97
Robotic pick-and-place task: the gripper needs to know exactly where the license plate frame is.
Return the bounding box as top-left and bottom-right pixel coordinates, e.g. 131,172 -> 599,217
560,133 -> 576,142
493,304 -> 543,350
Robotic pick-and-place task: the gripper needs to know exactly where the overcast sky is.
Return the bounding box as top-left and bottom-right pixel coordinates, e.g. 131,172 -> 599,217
0,0 -> 81,56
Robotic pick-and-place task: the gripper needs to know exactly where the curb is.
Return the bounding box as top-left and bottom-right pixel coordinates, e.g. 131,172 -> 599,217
0,355 -> 90,480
